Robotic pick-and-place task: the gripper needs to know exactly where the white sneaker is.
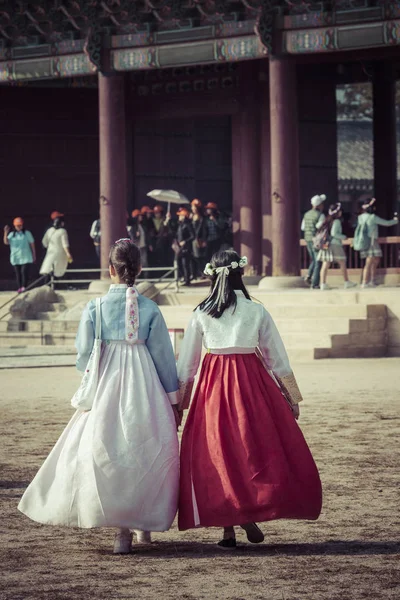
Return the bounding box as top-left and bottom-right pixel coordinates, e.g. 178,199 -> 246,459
344,281 -> 357,289
361,282 -> 374,289
320,283 -> 330,290
134,530 -> 152,544
113,529 -> 132,554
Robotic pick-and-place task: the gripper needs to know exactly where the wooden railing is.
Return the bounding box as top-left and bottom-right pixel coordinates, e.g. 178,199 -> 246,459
300,236 -> 400,272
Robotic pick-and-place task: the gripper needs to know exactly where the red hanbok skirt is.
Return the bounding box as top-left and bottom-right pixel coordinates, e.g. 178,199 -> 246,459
178,353 -> 322,530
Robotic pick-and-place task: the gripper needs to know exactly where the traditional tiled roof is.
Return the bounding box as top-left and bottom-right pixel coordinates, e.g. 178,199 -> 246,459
338,121 -> 400,189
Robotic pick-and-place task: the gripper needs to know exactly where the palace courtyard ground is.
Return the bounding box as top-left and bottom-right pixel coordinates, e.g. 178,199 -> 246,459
0,358 -> 399,600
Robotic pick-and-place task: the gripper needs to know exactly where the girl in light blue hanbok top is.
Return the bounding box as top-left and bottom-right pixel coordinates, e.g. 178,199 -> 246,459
19,239 -> 180,555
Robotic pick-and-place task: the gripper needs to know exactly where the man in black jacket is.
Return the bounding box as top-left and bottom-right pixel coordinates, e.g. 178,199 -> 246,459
176,208 -> 195,286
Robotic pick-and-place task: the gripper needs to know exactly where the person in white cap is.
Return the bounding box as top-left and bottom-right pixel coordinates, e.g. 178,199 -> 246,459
301,194 -> 326,288
317,203 -> 356,290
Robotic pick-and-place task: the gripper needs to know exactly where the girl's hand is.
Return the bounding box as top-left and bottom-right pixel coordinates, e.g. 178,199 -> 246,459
172,405 -> 182,430
4,225 -> 10,234
292,404 -> 300,420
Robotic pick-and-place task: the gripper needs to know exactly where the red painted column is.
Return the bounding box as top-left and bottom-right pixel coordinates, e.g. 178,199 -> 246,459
98,73 -> 127,277
269,57 -> 300,277
373,63 -> 397,219
231,63 -> 261,274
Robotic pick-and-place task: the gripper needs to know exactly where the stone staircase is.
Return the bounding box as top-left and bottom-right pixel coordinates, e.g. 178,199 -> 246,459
157,289 -> 389,361
0,286 -> 395,363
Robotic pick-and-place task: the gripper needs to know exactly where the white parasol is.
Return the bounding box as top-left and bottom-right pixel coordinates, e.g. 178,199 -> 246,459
146,189 -> 190,215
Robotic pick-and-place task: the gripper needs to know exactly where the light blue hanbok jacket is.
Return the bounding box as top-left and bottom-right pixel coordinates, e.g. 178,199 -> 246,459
75,284 -> 179,394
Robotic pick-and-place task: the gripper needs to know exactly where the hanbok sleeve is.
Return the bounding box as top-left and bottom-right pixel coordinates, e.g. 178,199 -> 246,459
61,229 -> 69,250
258,307 -> 303,404
42,230 -> 49,248
373,215 -> 398,227
300,218 -> 305,232
75,301 -> 95,372
146,307 -> 179,403
331,219 -> 346,240
176,313 -> 203,410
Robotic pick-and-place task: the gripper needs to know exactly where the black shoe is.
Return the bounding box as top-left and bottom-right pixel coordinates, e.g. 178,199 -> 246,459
240,522 -> 264,544
217,538 -> 237,549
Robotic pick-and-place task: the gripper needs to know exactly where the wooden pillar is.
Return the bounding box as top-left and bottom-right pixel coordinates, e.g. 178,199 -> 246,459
373,63 -> 397,218
269,57 -> 300,277
231,63 -> 261,273
98,73 -> 127,277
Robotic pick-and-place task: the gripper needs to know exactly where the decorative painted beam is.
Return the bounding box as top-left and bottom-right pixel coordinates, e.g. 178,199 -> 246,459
284,18 -> 400,54
112,34 -> 266,71
0,52 -> 96,82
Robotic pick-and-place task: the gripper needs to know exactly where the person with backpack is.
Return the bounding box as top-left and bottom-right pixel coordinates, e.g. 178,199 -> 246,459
316,203 -> 356,290
301,194 -> 326,288
354,198 -> 398,288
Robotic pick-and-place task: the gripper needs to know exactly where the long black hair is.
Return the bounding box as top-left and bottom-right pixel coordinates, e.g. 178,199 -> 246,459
320,203 -> 342,233
196,249 -> 251,319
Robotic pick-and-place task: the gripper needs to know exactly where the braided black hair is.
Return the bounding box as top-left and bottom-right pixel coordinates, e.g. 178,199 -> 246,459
109,240 -> 141,287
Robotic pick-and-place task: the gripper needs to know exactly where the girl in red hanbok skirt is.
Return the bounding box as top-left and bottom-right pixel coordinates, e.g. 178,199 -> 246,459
177,250 -> 322,548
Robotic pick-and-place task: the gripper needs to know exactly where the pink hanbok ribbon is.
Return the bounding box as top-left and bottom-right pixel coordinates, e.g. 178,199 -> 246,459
125,287 -> 139,343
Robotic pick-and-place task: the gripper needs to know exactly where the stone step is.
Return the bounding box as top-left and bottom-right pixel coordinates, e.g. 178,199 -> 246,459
0,320 -> 80,334
158,289 -> 367,306
0,346 -> 76,357
159,303 -> 371,320
0,332 -> 76,346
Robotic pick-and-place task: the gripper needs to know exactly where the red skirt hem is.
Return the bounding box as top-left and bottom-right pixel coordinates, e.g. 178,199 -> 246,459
178,353 -> 322,531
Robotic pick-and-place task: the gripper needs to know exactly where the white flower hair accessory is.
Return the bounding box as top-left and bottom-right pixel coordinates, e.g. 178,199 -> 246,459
204,263 -> 214,276
203,256 -> 248,276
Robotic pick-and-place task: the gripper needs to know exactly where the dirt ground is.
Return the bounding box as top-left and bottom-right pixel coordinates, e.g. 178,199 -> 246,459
0,359 -> 399,600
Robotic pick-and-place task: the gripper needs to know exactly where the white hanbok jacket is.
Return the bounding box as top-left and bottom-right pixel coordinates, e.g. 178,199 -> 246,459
40,226 -> 69,277
177,291 -> 292,383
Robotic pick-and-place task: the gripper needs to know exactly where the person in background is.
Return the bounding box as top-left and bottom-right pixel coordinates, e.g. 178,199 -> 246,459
152,205 -> 171,274
356,197 -> 398,288
129,209 -> 150,279
40,215 -> 73,280
3,217 -> 36,293
175,208 -> 195,286
190,199 -> 208,279
140,206 -> 155,271
317,203 -> 356,290
90,217 -> 101,259
301,194 -> 326,289
205,202 -> 225,262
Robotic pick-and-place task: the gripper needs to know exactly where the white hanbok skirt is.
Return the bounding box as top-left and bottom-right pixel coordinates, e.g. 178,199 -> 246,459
18,342 -> 179,531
